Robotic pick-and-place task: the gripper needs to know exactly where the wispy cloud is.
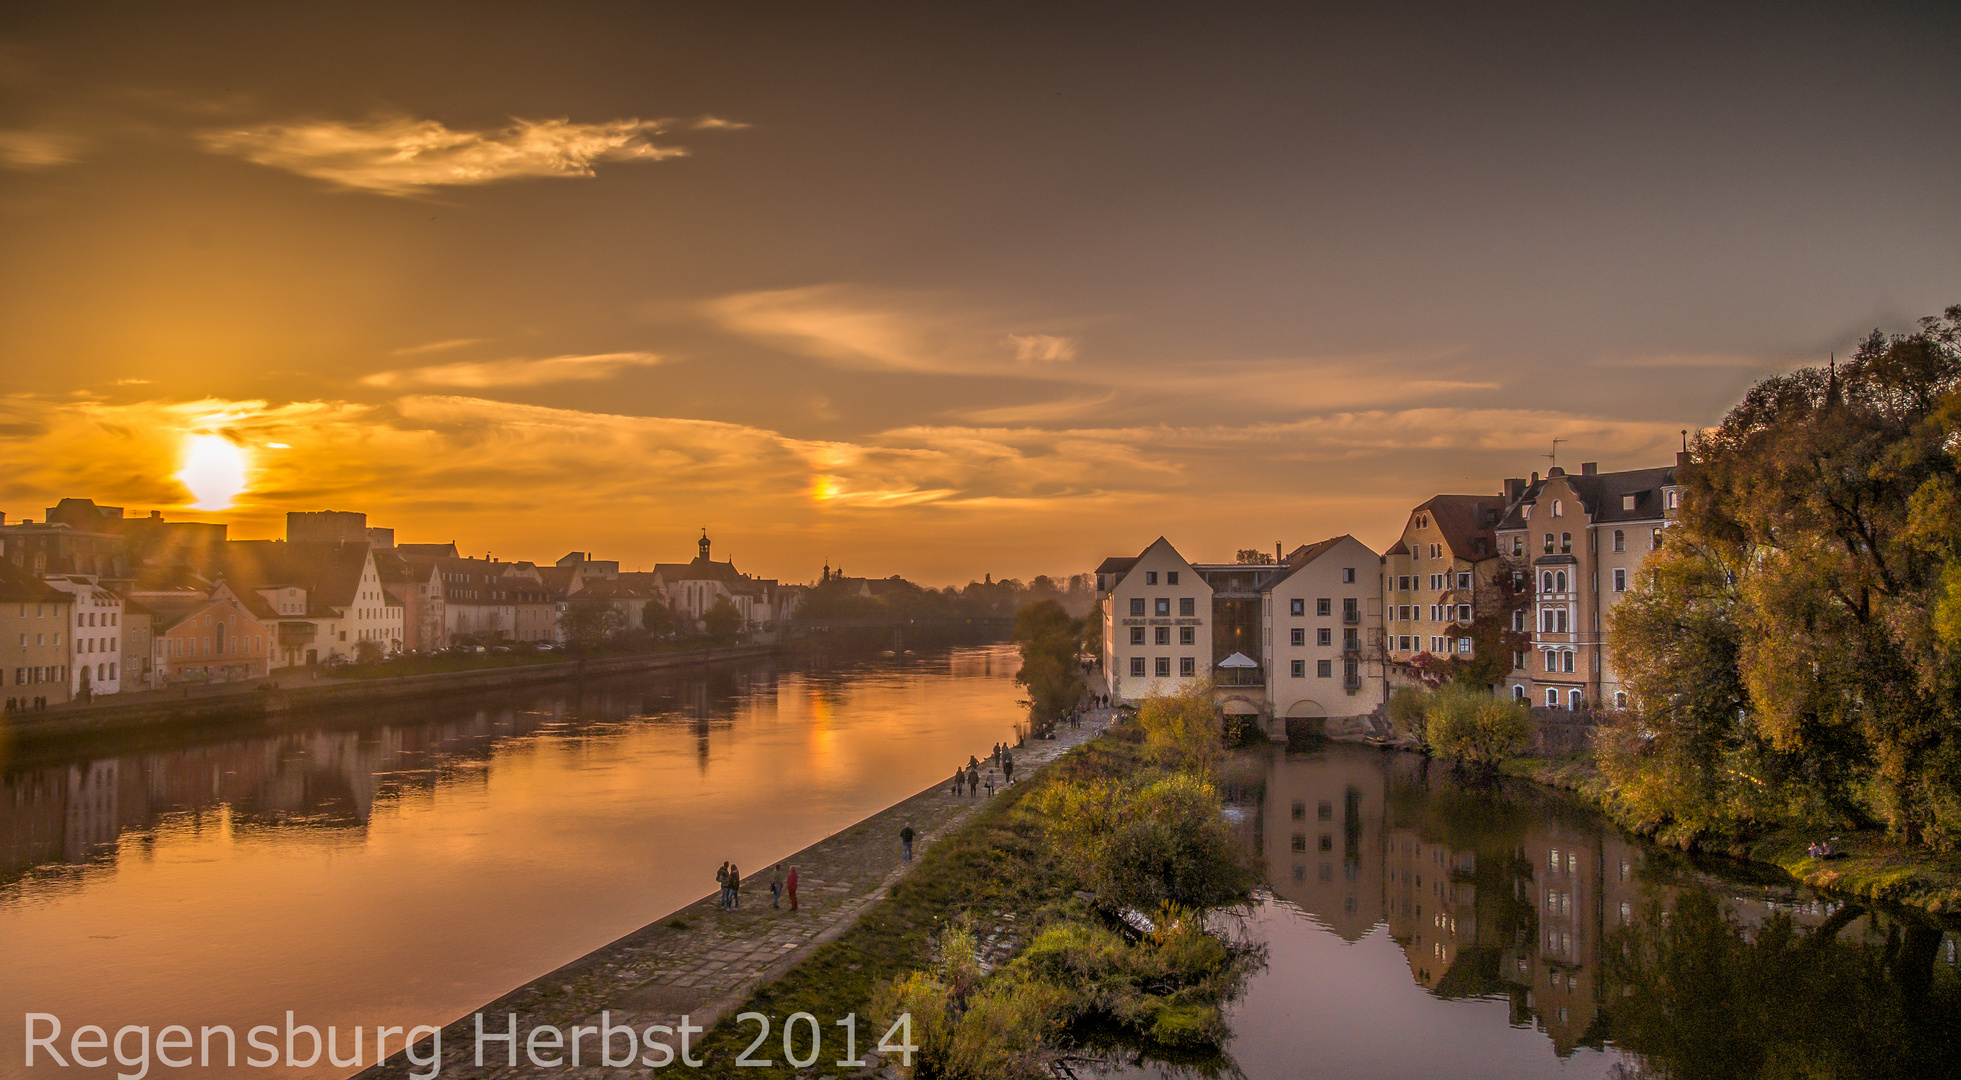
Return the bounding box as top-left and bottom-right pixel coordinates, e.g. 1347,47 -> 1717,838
1008,334 -> 1078,363
690,115 -> 750,130
391,337 -> 489,356
199,115 -> 703,195
360,352 -> 661,389
0,128 -> 87,169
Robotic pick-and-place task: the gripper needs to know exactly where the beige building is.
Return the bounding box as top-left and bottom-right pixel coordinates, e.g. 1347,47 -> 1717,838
1258,535 -> 1387,733
1095,537 -> 1214,702
1380,494 -> 1510,673
45,577 -> 123,698
1494,458 -> 1684,710
1,562 -> 74,708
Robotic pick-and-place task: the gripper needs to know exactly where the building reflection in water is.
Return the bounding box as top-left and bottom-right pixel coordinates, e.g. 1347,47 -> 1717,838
1252,744 -> 1961,1076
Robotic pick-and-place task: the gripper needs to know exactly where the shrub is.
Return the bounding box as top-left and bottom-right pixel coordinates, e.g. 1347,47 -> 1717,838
1134,681 -> 1225,771
1423,684 -> 1531,766
1387,686 -> 1428,740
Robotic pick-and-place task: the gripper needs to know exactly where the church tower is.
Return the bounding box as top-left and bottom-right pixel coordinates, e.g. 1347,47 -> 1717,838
698,528 -> 711,562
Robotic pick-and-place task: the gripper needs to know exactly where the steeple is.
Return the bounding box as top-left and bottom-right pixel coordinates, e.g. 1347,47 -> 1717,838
698,528 -> 711,562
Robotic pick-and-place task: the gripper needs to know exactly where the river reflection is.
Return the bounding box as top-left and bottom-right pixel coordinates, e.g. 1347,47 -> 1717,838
0,643 -> 1024,1079
1170,743 -> 1961,1080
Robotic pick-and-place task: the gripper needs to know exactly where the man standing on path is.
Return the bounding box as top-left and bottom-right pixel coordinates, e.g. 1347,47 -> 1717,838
729,864 -> 741,910
1003,753 -> 1015,785
770,864 -> 785,908
786,866 -> 799,911
966,764 -> 979,796
717,861 -> 731,910
900,823 -> 915,862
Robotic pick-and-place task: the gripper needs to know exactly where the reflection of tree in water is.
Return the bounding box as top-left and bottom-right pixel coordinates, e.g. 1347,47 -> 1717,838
1602,891 -> 1960,1079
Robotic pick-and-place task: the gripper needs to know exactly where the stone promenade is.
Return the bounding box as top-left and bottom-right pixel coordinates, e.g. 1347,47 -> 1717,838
359,712 -> 1110,1079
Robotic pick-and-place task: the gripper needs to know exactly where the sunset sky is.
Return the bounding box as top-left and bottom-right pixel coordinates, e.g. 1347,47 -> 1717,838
2,2 -> 1957,584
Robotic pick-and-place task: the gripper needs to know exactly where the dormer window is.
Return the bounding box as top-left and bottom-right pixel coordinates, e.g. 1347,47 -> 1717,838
1622,494 -> 1636,511
1666,490 -> 1679,510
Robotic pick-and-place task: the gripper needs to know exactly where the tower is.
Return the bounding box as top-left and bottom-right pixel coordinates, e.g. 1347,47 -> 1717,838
698,528 -> 711,562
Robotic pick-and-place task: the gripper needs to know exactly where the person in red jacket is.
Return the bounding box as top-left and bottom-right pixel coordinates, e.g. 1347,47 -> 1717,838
786,866 -> 800,911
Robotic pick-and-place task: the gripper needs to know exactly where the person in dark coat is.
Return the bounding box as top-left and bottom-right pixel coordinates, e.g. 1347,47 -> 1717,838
1003,753 -> 1015,785
728,864 -> 741,909
786,866 -> 799,911
900,823 -> 915,861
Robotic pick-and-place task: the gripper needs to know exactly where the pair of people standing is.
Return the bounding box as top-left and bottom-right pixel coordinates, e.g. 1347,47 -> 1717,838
722,861 -> 800,911
716,861 -> 742,909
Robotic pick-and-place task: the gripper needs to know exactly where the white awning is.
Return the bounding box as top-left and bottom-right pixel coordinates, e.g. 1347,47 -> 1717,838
1218,651 -> 1259,669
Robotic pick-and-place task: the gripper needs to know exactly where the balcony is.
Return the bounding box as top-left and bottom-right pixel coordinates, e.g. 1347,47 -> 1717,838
1215,666 -> 1265,687
1342,609 -> 1361,625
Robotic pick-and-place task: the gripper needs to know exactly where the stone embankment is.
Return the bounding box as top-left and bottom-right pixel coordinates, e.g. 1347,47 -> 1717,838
357,714 -> 1110,1080
0,644 -> 776,743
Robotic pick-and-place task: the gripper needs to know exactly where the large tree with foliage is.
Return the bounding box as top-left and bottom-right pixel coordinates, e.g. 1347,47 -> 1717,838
1012,599 -> 1083,729
1612,305 -> 1961,846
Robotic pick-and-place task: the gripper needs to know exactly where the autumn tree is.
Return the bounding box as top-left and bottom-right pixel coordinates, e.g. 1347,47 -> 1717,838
1012,599 -> 1084,730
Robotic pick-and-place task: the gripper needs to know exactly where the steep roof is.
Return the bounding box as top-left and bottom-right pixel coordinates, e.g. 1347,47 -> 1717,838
396,542 -> 459,558
1414,494 -> 1503,561
654,558 -> 759,594
0,559 -> 69,603
1262,535 -> 1362,591
1566,465 -> 1680,524
221,540 -> 371,613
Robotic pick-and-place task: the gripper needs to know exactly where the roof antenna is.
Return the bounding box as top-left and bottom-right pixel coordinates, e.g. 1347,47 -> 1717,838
1543,437 -> 1566,469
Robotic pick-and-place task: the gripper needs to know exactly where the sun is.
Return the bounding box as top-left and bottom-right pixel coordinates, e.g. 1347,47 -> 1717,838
178,434 -> 251,511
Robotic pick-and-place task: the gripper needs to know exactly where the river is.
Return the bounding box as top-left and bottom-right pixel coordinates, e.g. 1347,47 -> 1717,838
0,643 -> 1026,1078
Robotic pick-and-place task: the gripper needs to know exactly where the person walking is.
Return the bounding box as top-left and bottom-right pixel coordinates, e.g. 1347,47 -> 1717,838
963,765 -> 976,796
985,773 -> 996,797
900,823 -> 915,862
728,864 -> 741,910
786,866 -> 799,911
770,864 -> 785,908
717,861 -> 731,910
1002,753 -> 1015,785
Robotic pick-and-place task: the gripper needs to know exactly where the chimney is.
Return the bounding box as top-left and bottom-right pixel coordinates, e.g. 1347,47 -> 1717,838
1275,542 -> 1282,563
1676,450 -> 1690,468
1530,471 -> 1540,483
1504,477 -> 1526,502
1580,462 -> 1597,476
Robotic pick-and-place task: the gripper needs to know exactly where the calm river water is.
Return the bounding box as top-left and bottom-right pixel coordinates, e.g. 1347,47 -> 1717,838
1177,743 -> 1961,1080
0,643 -> 1026,1078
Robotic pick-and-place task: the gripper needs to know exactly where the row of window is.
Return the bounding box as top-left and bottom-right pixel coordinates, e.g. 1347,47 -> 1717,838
1508,526 -> 1666,558
1128,656 -> 1197,678
1395,572 -> 1471,592
14,632 -> 60,647
9,665 -> 65,685
1140,571 -> 1180,585
1128,597 -> 1198,617
1394,604 -> 1472,623
1287,658 -> 1360,679
1395,635 -> 1472,654
76,610 -> 119,627
165,636 -> 261,658
78,636 -> 115,654
1131,625 -> 1197,645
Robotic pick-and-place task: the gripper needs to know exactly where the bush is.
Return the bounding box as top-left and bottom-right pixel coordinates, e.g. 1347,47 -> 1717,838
1133,681 -> 1225,771
1387,686 -> 1428,740
1423,684 -> 1531,766
1040,771 -> 1254,911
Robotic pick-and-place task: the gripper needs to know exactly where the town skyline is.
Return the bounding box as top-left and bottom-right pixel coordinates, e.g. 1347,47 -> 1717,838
3,3 -> 1957,582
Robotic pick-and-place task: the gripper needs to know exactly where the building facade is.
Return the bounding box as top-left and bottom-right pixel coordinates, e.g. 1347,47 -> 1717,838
1260,535 -> 1388,732
1,562 -> 74,708
44,577 -> 123,698
1096,537 -> 1215,702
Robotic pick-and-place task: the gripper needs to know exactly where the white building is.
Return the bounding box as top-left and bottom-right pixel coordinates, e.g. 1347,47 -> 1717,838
1095,537 -> 1214,702
45,576 -> 122,697
1258,535 -> 1387,731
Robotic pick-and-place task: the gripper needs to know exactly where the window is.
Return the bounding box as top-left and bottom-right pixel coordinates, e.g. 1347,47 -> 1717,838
1179,625 -> 1195,645
1555,570 -> 1567,592
1342,597 -> 1358,621
1569,689 -> 1583,710
1400,605 -> 1412,621
1342,567 -> 1355,583
1155,625 -> 1171,645
1544,649 -> 1557,672
1557,609 -> 1569,633
1652,528 -> 1664,550
1512,536 -> 1524,555
1513,650 -> 1526,671
1290,598 -> 1305,616
1544,533 -> 1555,554
1146,571 -> 1158,585
1344,628 -> 1359,649
1563,651 -> 1575,673
1316,598 -> 1331,616
1666,490 -> 1679,510
1456,571 -> 1471,589
1130,657 -> 1146,677
1316,659 -> 1332,678
1546,687 -> 1559,708
1457,603 -> 1471,621
1155,656 -> 1171,677
1292,802 -> 1306,821
1614,691 -> 1629,709
1180,657 -> 1195,678
1129,598 -> 1145,616
1561,532 -> 1572,553
1167,571 -> 1180,585
1613,568 -> 1627,592
1179,597 -> 1195,616
1552,499 -> 1563,518
1155,598 -> 1171,616
1514,684 -> 1527,700
1290,627 -> 1305,646
1458,637 -> 1473,654
1613,529 -> 1625,552
1512,609 -> 1527,631
1317,627 -> 1332,646
1400,635 -> 1413,651
1291,659 -> 1305,678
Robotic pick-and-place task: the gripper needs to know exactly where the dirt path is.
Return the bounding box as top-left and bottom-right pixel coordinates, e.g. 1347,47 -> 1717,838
357,711 -> 1112,1079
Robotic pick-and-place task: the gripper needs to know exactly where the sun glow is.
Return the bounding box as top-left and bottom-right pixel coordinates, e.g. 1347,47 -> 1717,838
178,434 -> 251,511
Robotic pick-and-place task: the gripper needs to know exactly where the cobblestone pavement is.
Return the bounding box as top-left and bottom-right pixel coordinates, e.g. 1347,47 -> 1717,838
359,710 -> 1113,1079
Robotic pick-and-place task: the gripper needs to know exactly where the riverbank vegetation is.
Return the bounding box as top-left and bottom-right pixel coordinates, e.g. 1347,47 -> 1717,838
1605,306 -> 1961,854
699,691 -> 1260,1078
1010,600 -> 1084,734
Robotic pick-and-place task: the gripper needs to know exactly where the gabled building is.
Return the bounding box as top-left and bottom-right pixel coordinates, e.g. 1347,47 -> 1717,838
1257,535 -> 1387,732
149,582 -> 273,684
1381,493 -> 1512,677
1094,537 -> 1214,702
397,553 -> 556,645
222,540 -> 401,665
654,531 -> 766,630
1493,457 -> 1686,710
44,576 -> 124,698
374,549 -> 444,653
0,560 -> 74,708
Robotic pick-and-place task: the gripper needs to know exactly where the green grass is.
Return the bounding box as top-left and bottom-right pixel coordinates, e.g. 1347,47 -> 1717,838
692,737 -> 1150,1075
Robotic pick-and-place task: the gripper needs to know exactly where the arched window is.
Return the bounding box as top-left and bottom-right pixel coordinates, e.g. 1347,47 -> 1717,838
1542,571 -> 1554,593
1546,687 -> 1559,708
1614,691 -> 1628,709
1612,529 -> 1625,552
1555,570 -> 1567,592
1569,689 -> 1583,711
1543,649 -> 1556,671
1543,533 -> 1555,554
1561,532 -> 1572,553
1552,499 -> 1563,518
1513,684 -> 1526,701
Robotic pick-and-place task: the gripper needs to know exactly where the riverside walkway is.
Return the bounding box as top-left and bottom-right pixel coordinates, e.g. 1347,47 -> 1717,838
360,711 -> 1111,1079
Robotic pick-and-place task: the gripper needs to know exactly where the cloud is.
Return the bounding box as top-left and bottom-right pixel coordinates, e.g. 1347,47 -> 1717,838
1591,352 -> 1785,369
690,115 -> 750,130
359,352 -> 661,389
199,115 -> 695,195
1008,334 -> 1078,363
392,337 -> 490,356
0,129 -> 87,169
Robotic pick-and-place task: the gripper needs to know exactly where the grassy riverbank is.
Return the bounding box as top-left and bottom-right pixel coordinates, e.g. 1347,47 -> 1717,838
695,729 -> 1252,1077
1500,753 -> 1961,914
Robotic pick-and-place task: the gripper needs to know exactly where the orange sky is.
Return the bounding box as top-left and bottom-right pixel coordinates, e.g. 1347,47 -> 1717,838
1,4 -> 1957,584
